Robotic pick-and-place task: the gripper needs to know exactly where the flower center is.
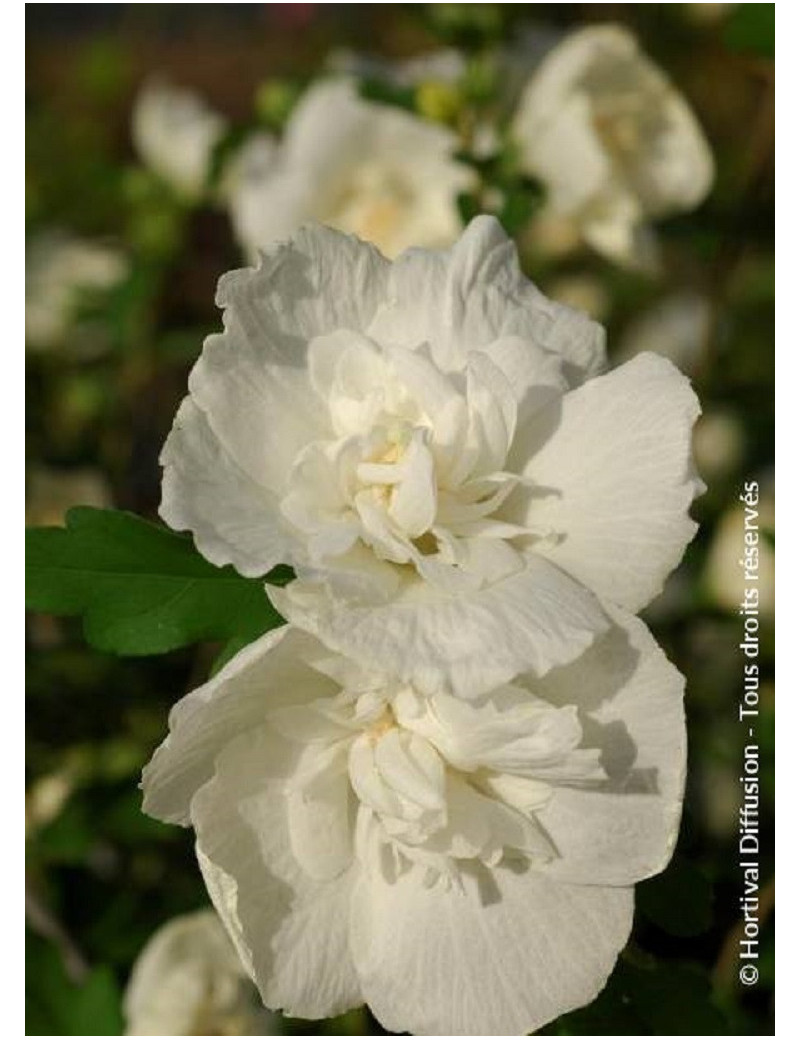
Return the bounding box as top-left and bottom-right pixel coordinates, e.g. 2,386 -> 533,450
271,683 -> 608,886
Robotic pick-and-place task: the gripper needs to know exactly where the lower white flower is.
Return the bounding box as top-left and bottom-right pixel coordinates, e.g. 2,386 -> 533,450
142,610 -> 686,1035
124,910 -> 277,1035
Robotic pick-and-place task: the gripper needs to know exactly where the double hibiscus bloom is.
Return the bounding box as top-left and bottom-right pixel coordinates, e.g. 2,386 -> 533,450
145,216 -> 700,1035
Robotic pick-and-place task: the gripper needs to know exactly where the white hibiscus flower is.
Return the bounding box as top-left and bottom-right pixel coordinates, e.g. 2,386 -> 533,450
26,233 -> 128,352
142,612 -> 686,1035
124,910 -> 277,1035
160,216 -> 702,697
511,25 -> 714,268
132,81 -> 227,200
228,78 -> 472,260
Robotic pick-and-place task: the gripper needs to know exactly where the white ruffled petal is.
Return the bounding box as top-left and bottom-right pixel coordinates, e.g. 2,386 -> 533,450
368,215 -> 606,381
532,607 -> 687,886
192,727 -> 362,1020
160,397 -> 293,577
274,555 -> 609,698
350,861 -> 633,1036
142,627 -> 336,826
512,352 -> 703,612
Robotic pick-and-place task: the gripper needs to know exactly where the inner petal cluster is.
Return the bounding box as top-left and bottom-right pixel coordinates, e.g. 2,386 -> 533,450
279,330 -> 541,591
270,677 -> 607,887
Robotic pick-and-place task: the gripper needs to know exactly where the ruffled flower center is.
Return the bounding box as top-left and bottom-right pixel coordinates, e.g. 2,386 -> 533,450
270,679 -> 606,887
279,331 -> 548,591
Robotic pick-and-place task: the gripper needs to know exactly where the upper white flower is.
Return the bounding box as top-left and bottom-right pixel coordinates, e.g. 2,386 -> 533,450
132,81 -> 227,200
228,79 -> 472,260
511,25 -> 714,268
160,216 -> 702,696
124,910 -> 277,1035
142,609 -> 686,1035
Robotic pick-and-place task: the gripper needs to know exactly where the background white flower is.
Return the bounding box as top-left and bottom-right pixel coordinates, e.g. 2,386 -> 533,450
511,25 -> 715,268
228,79 -> 473,260
161,217 -> 702,697
124,909 -> 278,1035
617,292 -> 713,377
26,234 -> 128,352
142,609 -> 686,1036
132,81 -> 227,200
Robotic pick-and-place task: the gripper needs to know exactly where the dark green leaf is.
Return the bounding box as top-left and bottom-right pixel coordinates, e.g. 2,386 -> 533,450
210,633 -> 257,677
26,507 -> 284,656
637,856 -> 714,937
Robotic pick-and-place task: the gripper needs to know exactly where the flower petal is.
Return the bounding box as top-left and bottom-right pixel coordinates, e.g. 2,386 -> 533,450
186,226 -> 389,494
531,607 -> 686,886
274,554 -> 609,698
142,627 -> 336,826
512,351 -> 703,611
368,215 -> 606,381
350,860 -> 633,1035
193,727 -> 362,1020
160,398 -> 293,576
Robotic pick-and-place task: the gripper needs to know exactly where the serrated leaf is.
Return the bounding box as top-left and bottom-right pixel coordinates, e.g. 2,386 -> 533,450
637,856 -> 714,937
26,507 -> 285,656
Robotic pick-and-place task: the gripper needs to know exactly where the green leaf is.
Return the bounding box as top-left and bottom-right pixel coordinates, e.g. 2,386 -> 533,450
26,507 -> 284,656
637,856 -> 714,937
210,633 -> 257,677
69,967 -> 126,1035
26,933 -> 125,1036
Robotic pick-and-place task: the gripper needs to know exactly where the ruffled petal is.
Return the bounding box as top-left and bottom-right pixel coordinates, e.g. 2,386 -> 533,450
160,397 -> 293,576
142,627 -> 336,826
511,352 -> 703,612
192,727 -> 362,1020
368,215 -> 606,381
186,227 -> 389,494
274,555 -> 609,698
531,607 -> 686,886
350,860 -> 633,1035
